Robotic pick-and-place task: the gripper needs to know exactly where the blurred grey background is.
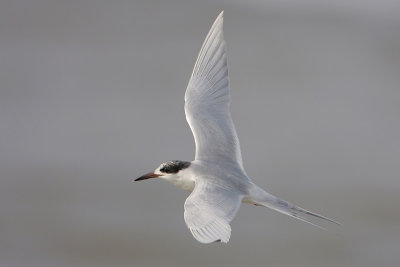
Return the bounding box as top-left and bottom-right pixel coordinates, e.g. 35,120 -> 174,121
1,0 -> 399,266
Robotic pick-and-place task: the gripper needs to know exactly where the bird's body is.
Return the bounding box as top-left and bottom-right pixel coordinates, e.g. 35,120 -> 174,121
135,11 -> 339,244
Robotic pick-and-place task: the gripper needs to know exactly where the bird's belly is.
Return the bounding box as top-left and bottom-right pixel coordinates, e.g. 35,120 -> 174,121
172,178 -> 195,192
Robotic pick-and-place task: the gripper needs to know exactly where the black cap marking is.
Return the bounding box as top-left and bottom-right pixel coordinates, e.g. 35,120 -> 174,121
159,160 -> 191,174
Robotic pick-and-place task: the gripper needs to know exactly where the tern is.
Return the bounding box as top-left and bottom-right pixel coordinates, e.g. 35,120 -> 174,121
135,11 -> 340,244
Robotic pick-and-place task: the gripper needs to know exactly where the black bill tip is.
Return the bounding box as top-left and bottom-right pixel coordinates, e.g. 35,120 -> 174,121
134,172 -> 162,181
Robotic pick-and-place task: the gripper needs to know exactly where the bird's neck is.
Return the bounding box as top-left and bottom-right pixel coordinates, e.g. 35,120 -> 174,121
165,171 -> 195,192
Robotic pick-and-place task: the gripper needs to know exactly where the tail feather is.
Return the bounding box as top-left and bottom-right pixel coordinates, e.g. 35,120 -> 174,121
249,186 -> 340,228
265,198 -> 340,229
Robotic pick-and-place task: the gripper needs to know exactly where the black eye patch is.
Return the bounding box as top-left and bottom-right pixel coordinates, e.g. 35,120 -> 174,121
160,161 -> 190,174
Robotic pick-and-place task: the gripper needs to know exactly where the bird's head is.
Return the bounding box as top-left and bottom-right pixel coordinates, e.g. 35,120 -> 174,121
135,160 -> 191,182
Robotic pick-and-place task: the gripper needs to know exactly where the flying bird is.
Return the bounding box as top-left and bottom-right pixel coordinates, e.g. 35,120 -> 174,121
135,11 -> 339,244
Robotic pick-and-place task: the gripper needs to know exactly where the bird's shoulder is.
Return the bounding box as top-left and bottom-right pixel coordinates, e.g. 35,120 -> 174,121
189,160 -> 251,192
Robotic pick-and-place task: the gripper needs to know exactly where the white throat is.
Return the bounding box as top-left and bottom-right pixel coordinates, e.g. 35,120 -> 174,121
163,170 -> 195,192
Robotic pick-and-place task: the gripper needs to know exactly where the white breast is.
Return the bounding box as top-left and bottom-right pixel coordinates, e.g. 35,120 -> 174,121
171,178 -> 195,192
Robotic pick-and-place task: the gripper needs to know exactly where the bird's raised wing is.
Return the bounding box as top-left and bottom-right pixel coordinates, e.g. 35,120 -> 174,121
185,11 -> 245,174
184,179 -> 242,243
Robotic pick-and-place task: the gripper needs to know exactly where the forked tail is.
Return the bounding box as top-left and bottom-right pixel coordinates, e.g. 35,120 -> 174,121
248,185 -> 341,229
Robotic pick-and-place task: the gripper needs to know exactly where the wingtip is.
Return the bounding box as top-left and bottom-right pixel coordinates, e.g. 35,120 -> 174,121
213,11 -> 225,34
215,10 -> 224,23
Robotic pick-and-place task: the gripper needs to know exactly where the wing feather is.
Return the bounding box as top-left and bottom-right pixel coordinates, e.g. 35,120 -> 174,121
185,11 -> 246,174
184,179 -> 242,243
